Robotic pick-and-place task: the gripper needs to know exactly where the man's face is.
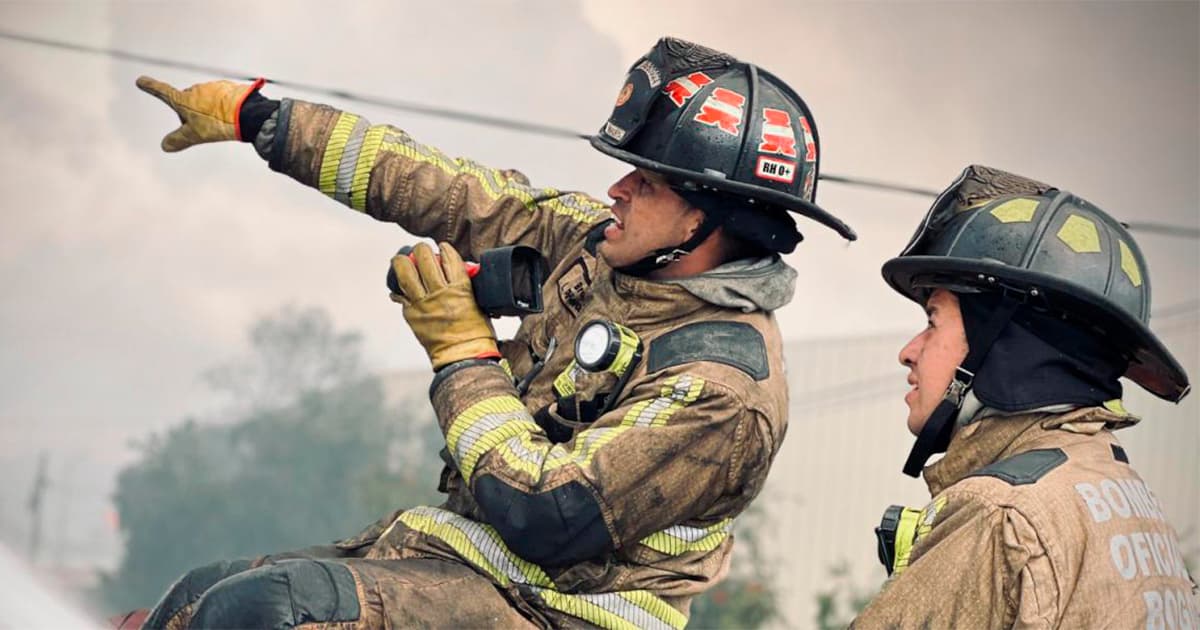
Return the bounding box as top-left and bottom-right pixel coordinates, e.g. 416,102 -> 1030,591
599,169 -> 706,269
898,289 -> 970,435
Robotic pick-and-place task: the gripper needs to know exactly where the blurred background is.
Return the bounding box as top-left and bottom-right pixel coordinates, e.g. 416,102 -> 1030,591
0,1 -> 1196,627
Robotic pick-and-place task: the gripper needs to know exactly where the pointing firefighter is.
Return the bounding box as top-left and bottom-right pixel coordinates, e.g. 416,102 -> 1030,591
129,37 -> 855,628
854,165 -> 1197,628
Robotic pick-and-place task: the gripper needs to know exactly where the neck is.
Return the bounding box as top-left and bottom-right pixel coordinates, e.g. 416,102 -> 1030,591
646,230 -> 732,280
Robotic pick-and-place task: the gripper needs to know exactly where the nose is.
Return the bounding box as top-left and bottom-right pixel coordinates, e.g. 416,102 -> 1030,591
898,331 -> 923,369
607,170 -> 637,203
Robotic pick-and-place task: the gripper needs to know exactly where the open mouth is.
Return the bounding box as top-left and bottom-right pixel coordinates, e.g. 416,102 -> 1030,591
604,215 -> 626,240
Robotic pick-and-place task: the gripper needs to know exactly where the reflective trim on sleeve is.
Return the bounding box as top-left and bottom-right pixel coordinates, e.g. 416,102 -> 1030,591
333,116 -> 370,205
639,518 -> 733,556
398,506 -> 552,588
318,113 -> 361,197
532,587 -> 687,630
349,126 -> 386,211
544,426 -> 631,471
399,506 -> 684,630
496,433 -> 552,480
377,130 -> 609,224
445,395 -> 539,483
621,375 -> 705,427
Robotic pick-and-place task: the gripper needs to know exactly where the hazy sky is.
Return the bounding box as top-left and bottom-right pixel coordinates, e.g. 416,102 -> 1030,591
0,0 -> 1196,570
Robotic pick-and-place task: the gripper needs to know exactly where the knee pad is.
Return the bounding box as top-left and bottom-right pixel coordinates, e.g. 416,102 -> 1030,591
142,558 -> 253,629
190,559 -> 360,628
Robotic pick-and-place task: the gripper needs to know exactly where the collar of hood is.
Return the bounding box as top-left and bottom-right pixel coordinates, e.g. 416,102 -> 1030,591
657,254 -> 797,312
922,404 -> 1139,495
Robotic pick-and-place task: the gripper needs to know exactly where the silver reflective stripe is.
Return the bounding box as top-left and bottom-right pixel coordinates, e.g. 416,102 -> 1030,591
662,520 -> 732,542
502,435 -> 544,464
531,588 -> 676,630
452,410 -> 528,466
404,506 -> 536,586
626,375 -> 697,427
334,117 -> 371,204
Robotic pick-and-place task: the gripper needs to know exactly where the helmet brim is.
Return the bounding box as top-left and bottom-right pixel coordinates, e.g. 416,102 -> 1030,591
590,135 -> 857,241
882,255 -> 1190,403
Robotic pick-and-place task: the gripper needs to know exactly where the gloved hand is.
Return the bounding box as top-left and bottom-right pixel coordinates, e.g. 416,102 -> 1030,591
390,242 -> 501,370
135,75 -> 266,152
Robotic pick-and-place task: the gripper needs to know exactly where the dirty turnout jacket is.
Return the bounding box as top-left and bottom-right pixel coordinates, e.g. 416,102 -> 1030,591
259,99 -> 791,629
853,407 -> 1199,629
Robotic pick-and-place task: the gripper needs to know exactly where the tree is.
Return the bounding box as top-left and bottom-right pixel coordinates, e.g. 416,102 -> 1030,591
686,505 -> 780,629
97,306 -> 442,613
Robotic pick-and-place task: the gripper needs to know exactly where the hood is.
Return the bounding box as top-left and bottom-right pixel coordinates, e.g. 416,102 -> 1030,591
663,255 -> 797,312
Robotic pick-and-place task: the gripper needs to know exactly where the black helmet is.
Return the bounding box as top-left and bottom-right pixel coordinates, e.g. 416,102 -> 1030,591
883,164 -> 1189,402
884,165 -> 1189,477
591,37 -> 855,243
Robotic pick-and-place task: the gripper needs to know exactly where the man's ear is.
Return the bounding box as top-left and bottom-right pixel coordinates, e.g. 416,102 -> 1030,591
684,206 -> 707,238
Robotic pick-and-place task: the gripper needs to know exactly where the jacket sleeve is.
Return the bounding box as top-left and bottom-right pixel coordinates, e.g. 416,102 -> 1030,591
851,488 -> 1055,629
262,98 -> 612,268
429,361 -> 776,567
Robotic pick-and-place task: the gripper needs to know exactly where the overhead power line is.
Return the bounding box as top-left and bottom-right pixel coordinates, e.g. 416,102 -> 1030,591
2,29 -> 1198,239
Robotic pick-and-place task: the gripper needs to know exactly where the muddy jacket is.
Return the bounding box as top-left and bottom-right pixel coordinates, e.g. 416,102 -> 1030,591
260,99 -> 791,629
853,406 -> 1200,629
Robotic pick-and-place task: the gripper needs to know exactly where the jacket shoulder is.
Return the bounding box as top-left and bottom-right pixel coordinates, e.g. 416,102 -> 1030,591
966,448 -> 1069,486
646,320 -> 769,381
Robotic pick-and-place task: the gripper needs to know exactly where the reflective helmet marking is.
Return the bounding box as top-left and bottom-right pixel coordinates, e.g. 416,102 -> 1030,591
663,72 -> 713,107
798,116 -> 817,163
989,198 -> 1039,223
1119,240 -> 1143,287
758,108 -> 798,158
1057,214 -> 1103,253
693,88 -> 745,136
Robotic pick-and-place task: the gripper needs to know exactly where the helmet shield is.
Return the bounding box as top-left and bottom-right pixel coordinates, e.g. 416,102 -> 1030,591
592,37 -> 855,241
883,165 -> 1190,402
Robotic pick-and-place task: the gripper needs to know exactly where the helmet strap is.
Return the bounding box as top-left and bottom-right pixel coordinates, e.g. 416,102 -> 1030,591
902,296 -> 1020,477
614,206 -> 727,277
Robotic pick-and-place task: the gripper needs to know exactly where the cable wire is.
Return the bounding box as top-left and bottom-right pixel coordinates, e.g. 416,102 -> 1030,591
3,28 -> 1198,238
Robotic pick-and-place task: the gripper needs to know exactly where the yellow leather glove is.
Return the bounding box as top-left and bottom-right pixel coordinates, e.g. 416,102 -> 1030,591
390,242 -> 500,371
135,75 -> 265,152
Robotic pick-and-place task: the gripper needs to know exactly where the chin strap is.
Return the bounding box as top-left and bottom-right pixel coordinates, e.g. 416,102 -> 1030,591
614,208 -> 725,277
902,296 -> 1020,477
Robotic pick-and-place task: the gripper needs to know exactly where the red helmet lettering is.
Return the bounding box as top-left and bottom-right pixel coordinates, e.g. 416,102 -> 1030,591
694,88 -> 745,136
758,108 -> 797,158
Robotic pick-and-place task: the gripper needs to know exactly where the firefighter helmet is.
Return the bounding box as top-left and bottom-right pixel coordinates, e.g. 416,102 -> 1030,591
591,37 -> 855,242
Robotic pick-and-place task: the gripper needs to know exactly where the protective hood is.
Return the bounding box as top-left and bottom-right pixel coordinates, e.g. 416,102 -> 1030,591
664,254 -> 796,312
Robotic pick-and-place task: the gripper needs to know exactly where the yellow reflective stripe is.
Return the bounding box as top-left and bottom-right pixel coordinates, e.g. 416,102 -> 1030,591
349,126 -> 386,211
401,506 -> 684,630
498,358 -> 514,380
533,588 -> 685,630
446,396 -> 536,482
639,518 -> 733,555
377,133 -> 608,224
544,426 -> 631,471
891,507 -> 923,575
621,375 -> 705,427
398,506 -> 552,588
319,113 -> 360,196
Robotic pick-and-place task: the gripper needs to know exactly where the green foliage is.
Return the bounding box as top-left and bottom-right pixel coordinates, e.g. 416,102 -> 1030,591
97,306 -> 442,613
686,505 -> 779,629
815,560 -> 881,630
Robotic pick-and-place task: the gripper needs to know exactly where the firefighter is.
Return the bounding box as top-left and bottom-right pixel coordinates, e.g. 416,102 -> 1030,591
130,37 -> 855,628
856,165 -> 1197,628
